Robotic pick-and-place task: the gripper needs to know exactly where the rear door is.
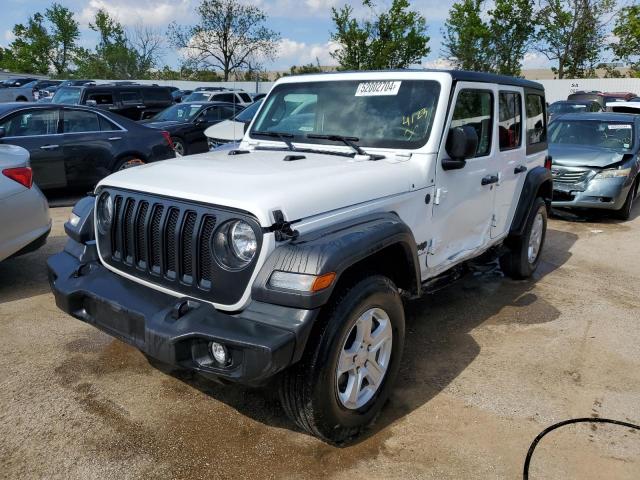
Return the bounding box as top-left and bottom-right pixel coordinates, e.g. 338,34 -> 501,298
492,89 -> 526,238
429,84 -> 498,270
61,108 -> 123,188
116,89 -> 145,120
0,107 -> 65,189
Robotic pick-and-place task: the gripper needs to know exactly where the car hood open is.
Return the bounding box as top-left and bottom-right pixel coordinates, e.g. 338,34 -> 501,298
549,144 -> 632,168
98,149 -> 418,227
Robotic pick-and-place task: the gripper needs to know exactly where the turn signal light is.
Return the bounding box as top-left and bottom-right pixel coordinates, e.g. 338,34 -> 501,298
2,167 -> 33,189
544,155 -> 552,170
311,272 -> 337,292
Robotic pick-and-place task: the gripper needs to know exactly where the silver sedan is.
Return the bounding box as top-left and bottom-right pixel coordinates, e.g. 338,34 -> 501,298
0,144 -> 51,261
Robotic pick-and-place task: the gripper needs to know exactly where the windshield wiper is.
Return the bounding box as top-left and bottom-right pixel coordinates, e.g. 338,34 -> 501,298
252,130 -> 295,151
306,134 -> 385,160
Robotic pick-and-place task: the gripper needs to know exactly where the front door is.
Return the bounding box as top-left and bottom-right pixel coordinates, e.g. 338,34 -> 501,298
0,107 -> 65,190
428,84 -> 498,270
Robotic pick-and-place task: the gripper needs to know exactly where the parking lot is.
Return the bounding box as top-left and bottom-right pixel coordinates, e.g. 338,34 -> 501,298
0,205 -> 637,479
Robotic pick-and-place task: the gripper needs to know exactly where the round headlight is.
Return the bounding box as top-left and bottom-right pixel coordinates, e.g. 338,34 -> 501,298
212,220 -> 258,270
96,192 -> 113,233
230,221 -> 257,262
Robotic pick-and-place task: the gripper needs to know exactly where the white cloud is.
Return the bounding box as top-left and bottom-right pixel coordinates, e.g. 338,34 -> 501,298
78,0 -> 194,27
423,57 -> 456,69
275,38 -> 340,67
522,52 -> 551,69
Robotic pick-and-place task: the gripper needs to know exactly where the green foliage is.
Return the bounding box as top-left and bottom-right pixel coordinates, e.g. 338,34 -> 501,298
442,0 -> 534,76
168,0 -> 281,81
3,13 -> 51,74
610,5 -> 640,77
535,0 -> 615,79
290,59 -> 324,75
330,0 -> 430,70
46,3 -> 80,75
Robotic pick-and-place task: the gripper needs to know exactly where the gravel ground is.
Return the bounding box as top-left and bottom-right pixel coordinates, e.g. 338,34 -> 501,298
0,205 -> 639,479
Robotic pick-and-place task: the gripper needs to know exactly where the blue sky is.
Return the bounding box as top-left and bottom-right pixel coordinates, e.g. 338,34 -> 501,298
0,0 -> 555,72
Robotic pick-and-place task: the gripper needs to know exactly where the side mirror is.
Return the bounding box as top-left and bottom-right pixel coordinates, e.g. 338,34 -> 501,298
85,99 -> 97,107
0,126 -> 5,139
443,125 -> 478,170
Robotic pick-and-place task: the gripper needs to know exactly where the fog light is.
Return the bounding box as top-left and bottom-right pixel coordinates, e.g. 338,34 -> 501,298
210,342 -> 228,365
69,212 -> 81,227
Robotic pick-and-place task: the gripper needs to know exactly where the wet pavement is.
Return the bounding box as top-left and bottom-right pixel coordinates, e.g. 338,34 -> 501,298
1,206 -> 639,479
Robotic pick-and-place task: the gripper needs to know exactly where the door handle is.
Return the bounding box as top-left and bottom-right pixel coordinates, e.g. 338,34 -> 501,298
481,174 -> 499,186
514,165 -> 528,174
108,136 -> 122,141
136,105 -> 145,109
40,144 -> 59,150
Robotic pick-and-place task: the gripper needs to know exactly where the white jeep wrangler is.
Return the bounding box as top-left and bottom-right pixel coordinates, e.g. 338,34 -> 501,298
49,70 -> 552,443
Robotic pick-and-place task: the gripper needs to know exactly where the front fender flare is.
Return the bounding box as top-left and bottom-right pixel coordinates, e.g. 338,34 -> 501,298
252,212 -> 420,309
510,166 -> 553,237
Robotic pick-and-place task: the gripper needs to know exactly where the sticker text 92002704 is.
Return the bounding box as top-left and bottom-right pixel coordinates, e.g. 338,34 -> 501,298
355,81 -> 402,97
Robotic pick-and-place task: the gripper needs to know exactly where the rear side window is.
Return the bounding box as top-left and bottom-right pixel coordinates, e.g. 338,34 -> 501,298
64,110 -> 100,133
526,94 -> 546,145
98,115 -> 121,131
451,90 -> 493,157
120,90 -> 142,104
142,88 -> 171,102
239,93 -> 252,103
498,92 -> 522,150
0,109 -> 59,137
87,92 -> 114,105
215,93 -> 237,103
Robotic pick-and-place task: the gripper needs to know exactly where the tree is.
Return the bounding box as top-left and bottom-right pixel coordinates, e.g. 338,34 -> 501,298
610,5 -> 640,77
442,0 -> 492,72
4,13 -> 51,74
168,0 -> 280,81
535,0 -> 615,79
45,3 -> 80,75
290,58 -> 324,75
442,0 -> 534,76
330,0 -> 430,70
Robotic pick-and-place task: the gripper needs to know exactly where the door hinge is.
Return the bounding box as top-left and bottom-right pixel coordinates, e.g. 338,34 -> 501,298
427,238 -> 437,255
434,188 -> 443,205
491,214 -> 498,228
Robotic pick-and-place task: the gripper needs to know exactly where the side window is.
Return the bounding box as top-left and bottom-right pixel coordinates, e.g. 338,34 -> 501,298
238,93 -> 252,103
98,115 -> 121,131
498,92 -> 522,150
120,90 -> 142,104
87,92 -> 114,105
216,93 -> 237,103
201,107 -> 220,122
142,88 -> 171,102
63,110 -> 100,133
526,94 -> 546,145
0,109 -> 59,137
451,90 -> 493,157
220,105 -> 240,119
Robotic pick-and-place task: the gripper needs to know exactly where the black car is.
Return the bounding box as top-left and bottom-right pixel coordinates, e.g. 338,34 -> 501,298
171,89 -> 193,103
141,101 -> 244,155
0,103 -> 175,190
52,84 -> 174,121
0,77 -> 37,88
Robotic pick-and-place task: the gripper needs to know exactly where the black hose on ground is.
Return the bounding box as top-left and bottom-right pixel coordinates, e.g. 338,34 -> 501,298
523,417 -> 640,480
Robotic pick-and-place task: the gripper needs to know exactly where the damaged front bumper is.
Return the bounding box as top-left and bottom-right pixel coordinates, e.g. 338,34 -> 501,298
47,239 -> 319,386
552,175 -> 631,210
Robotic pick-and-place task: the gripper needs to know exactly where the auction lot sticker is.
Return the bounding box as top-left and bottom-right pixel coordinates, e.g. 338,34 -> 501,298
355,81 -> 402,96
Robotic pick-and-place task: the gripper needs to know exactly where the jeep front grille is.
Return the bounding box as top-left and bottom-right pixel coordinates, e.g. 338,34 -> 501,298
96,188 -> 262,306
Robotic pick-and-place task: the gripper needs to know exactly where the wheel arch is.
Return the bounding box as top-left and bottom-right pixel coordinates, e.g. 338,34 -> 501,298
251,212 -> 421,310
111,151 -> 148,171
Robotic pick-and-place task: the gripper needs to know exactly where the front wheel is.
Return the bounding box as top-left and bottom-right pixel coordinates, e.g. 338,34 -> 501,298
172,137 -> 186,156
279,275 -> 405,443
500,197 -> 548,279
615,178 -> 637,221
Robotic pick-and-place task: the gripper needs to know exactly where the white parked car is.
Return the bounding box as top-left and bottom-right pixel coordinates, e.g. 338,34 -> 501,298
184,89 -> 253,106
205,99 -> 263,149
0,144 -> 51,261
49,70 -> 552,443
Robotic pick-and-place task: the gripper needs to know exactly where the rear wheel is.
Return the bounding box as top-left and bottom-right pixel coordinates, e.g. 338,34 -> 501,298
279,275 -> 405,444
500,197 -> 548,279
114,156 -> 145,172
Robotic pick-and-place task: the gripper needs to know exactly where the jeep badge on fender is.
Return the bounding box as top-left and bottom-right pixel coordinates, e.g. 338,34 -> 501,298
48,70 -> 552,443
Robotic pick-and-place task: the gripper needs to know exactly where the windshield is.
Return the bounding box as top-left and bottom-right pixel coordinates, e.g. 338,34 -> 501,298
52,87 -> 82,104
549,103 -> 588,114
549,119 -> 635,151
250,80 -> 440,149
153,104 -> 203,122
184,92 -> 211,102
235,99 -> 263,123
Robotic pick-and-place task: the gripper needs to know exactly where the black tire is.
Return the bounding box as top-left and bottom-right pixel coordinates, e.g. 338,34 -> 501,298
279,275 -> 405,444
500,197 -> 548,280
172,137 -> 187,156
615,178 -> 637,221
114,156 -> 145,172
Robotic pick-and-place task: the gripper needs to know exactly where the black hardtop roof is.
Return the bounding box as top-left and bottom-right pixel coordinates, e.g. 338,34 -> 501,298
288,69 -> 545,91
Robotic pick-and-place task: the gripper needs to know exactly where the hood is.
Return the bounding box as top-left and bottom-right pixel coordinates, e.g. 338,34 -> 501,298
204,120 -> 245,141
549,144 -> 630,168
141,120 -> 187,129
98,149 -> 420,227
